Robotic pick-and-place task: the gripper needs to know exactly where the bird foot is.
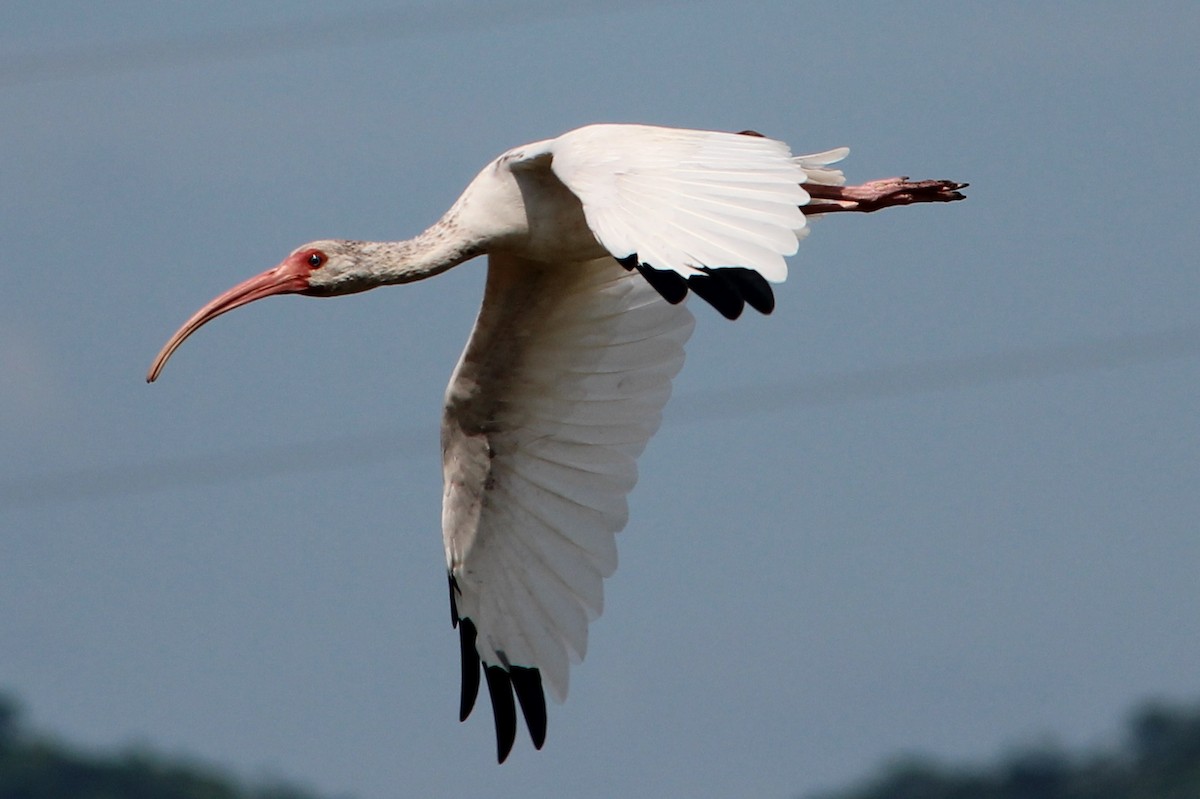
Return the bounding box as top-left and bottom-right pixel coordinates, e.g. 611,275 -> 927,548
804,177 -> 968,214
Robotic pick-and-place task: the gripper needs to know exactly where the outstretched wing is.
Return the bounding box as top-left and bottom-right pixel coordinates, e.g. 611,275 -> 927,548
441,253 -> 694,762
543,124 -> 842,319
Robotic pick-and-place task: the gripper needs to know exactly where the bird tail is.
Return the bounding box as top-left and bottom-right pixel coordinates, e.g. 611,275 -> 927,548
795,147 -> 850,187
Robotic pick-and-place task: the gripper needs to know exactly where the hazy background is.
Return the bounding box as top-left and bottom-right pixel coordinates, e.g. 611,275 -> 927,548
2,2 -> 1197,797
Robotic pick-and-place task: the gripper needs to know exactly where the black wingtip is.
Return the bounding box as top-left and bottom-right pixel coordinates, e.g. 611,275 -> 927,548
635,262 -> 689,304
686,267 -> 777,318
686,272 -> 744,320
510,667 -> 547,750
626,255 -> 776,318
449,576 -> 548,760
449,576 -> 481,723
457,619 -> 481,723
484,665 -> 518,763
721,267 -> 775,315
448,575 -> 461,628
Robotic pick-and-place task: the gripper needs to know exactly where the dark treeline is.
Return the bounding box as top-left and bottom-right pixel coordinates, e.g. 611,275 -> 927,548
0,694 -> 320,799
813,700 -> 1200,799
1,691 -> 1199,798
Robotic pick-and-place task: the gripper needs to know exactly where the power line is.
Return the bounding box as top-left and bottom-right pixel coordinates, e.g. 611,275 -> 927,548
678,323 -> 1200,420
3,430 -> 429,510
2,324 -> 1197,510
0,0 -> 682,89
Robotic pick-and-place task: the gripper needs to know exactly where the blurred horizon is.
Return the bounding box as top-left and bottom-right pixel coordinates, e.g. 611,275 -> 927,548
3,686 -> 1200,798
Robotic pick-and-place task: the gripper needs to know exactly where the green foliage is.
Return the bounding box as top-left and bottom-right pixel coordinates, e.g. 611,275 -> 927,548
0,692 -> 326,799
811,700 -> 1200,799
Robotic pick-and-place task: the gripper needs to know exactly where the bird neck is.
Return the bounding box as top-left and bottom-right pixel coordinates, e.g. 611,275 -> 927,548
357,221 -> 483,286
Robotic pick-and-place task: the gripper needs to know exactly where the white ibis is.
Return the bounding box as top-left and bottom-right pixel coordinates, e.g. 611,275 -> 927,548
147,123 -> 965,762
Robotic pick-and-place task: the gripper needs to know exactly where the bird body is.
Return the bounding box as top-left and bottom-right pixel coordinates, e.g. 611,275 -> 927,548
147,123 -> 965,762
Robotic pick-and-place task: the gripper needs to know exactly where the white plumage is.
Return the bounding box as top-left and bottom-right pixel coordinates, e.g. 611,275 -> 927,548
443,253 -> 694,706
544,125 -> 811,280
146,123 -> 965,763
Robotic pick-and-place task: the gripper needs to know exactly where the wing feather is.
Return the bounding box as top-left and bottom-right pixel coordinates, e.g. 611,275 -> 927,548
490,516 -> 592,657
548,124 -> 810,283
495,496 -> 604,628
499,481 -> 618,577
442,254 -> 693,756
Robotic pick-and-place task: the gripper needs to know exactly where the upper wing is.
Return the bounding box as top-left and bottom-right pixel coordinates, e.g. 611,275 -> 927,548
441,253 -> 694,762
542,124 -> 845,320
497,124 -> 848,320
548,124 -> 809,282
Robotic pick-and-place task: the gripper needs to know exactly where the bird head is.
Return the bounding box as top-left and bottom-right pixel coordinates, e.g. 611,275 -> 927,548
146,239 -> 367,383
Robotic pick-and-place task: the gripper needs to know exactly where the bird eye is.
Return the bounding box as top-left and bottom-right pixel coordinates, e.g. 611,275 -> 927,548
307,252 -> 325,268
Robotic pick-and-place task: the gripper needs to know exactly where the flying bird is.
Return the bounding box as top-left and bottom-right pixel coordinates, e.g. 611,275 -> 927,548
147,123 -> 965,762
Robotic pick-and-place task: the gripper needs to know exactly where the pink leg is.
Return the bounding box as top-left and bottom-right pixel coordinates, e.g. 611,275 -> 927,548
804,177 -> 967,214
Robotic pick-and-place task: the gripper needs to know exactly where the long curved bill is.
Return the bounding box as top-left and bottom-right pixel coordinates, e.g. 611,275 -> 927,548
147,260 -> 309,383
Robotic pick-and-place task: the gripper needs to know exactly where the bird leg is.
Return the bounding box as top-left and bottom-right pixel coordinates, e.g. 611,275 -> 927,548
803,177 -> 967,214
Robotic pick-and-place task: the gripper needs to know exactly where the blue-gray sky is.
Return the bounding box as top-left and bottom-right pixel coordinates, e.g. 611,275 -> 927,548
2,3 -> 1197,798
